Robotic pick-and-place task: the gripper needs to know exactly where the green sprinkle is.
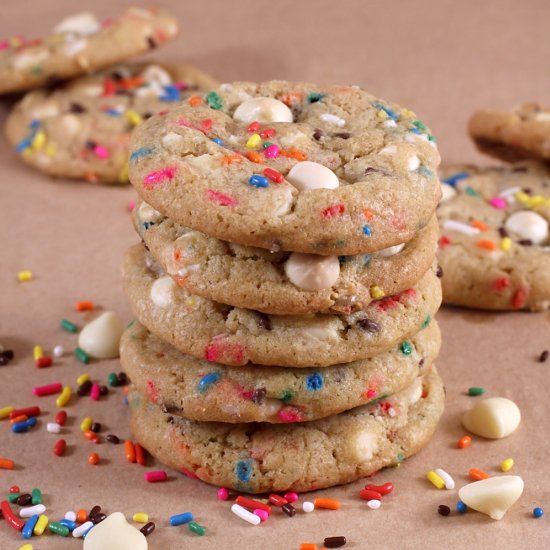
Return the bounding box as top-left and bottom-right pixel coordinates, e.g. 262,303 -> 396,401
60,319 -> 78,333
74,347 -> 89,364
412,119 -> 426,130
7,493 -> 19,503
280,389 -> 293,403
188,521 -> 206,536
262,142 -> 273,148
465,186 -> 478,196
31,488 -> 42,505
307,92 -> 324,103
428,134 -> 436,142
108,372 -> 119,387
422,315 -> 432,329
48,522 -> 70,537
396,452 -> 405,462
206,91 -> 223,110
468,387 -> 485,396
400,341 -> 413,355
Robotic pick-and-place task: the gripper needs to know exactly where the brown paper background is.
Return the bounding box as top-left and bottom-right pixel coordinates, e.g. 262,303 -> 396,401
1,1 -> 550,548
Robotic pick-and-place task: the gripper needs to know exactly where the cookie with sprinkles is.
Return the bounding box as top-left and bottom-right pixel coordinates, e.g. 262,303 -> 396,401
5,62 -> 218,184
133,198 -> 439,314
122,244 -> 442,367
469,103 -> 550,163
121,319 -> 440,423
129,367 -> 444,493
0,7 -> 178,95
128,80 -> 441,255
437,161 -> 550,310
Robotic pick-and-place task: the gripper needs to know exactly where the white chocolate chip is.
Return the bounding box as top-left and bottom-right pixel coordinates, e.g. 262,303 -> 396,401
187,154 -> 218,171
59,114 -> 82,136
161,131 -> 184,147
380,145 -> 397,155
278,130 -> 310,148
233,97 -> 293,124
83,512 -> 148,550
440,183 -> 457,204
297,325 -> 340,342
504,210 -> 549,244
150,276 -> 177,307
462,397 -> 521,439
273,187 -> 294,217
62,36 -> 87,57
138,201 -> 163,224
263,398 -> 283,417
286,161 -> 339,191
30,102 -> 61,119
458,476 -> 524,520
375,243 -> 405,258
12,49 -> 49,70
320,113 -> 346,127
53,12 -> 101,35
78,312 -> 124,359
407,155 -> 420,171
140,65 -> 173,86
284,253 -> 340,291
351,430 -> 377,461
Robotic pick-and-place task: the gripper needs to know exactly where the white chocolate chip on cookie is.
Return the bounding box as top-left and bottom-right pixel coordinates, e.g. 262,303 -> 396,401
504,210 -> 549,244
53,12 -> 101,36
375,243 -> 405,257
150,276 -> 177,307
233,97 -> 293,124
286,161 -> 339,191
284,253 -> 340,291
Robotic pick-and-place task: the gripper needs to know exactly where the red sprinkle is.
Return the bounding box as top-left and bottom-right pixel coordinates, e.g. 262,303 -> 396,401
247,121 -> 260,133
135,443 -> 147,466
36,356 -> 52,368
491,277 -> 511,292
511,287 -> 527,309
268,494 -> 288,507
365,482 -> 394,495
9,406 -> 40,419
236,496 -> 271,514
359,488 -> 382,501
321,203 -> 346,218
53,438 -> 67,456
263,167 -> 284,184
439,235 -> 451,248
1,500 -> 24,531
206,189 -> 238,207
181,469 -> 199,479
260,128 -> 276,139
55,410 -> 67,426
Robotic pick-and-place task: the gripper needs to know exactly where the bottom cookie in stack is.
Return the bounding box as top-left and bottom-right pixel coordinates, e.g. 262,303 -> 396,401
126,365 -> 444,493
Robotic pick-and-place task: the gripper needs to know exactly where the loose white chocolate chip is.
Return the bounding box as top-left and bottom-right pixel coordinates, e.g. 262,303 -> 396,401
284,253 -> 340,291
286,161 -> 339,191
83,512 -> 148,550
458,476 -> 524,520
53,12 -> 101,35
462,397 -> 521,439
233,97 -> 293,124
440,183 -> 457,203
375,243 -> 405,257
150,276 -> 177,307
504,210 -> 549,244
78,312 -> 124,359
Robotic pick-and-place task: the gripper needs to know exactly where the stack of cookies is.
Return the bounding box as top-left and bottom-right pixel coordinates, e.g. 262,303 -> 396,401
121,81 -> 445,493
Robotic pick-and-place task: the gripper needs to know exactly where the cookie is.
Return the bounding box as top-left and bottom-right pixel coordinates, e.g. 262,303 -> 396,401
0,8 -> 178,95
128,80 -> 441,255
469,103 -> 550,163
122,244 -> 441,367
129,367 -> 444,493
120,319 -> 441,423
437,161 -> 550,311
5,63 -> 218,183
133,198 -> 439,314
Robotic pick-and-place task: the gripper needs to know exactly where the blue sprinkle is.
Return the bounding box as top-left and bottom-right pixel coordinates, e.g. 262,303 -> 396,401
160,84 -> 181,102
16,137 -> 33,153
533,507 -> 544,518
197,372 -> 221,393
236,460 -> 253,482
212,137 -> 224,146
456,500 -> 468,513
130,146 -> 154,161
305,372 -> 324,391
249,175 -> 269,188
170,512 -> 194,526
142,221 -> 155,230
442,171 -> 469,187
362,224 -> 372,236
408,127 -> 422,134
372,102 -> 399,121
29,119 -> 40,130
104,109 -> 122,117
22,514 -> 39,539
124,395 -> 128,406
363,255 -> 371,266
59,519 -> 77,531
418,166 -> 433,177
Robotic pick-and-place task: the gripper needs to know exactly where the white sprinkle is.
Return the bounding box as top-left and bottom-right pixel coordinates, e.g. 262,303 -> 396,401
20,504 -> 46,518
219,83 -> 233,92
73,520 -> 94,538
65,510 -> 76,521
320,113 -> 346,127
380,145 -> 397,155
407,155 -> 420,171
367,499 -> 381,509
442,219 -> 480,236
388,407 -> 396,417
231,503 -> 261,525
53,345 -> 64,357
302,501 -> 315,513
383,119 -> 397,127
498,186 -> 522,204
47,422 -> 61,434
405,133 -> 428,143
435,468 -> 455,490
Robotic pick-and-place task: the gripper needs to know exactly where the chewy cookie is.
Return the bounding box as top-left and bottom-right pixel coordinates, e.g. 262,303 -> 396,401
469,103 -> 550,163
5,63 -> 218,183
121,320 -> 441,423
122,245 -> 441,367
0,8 -> 178,95
438,162 -> 550,311
129,367 -> 444,493
134,199 -> 439,314
128,80 -> 441,255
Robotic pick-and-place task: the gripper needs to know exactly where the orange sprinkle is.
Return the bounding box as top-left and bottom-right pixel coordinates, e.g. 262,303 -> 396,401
469,468 -> 490,481
124,439 -> 136,463
174,276 -> 187,288
313,498 -> 341,510
0,457 -> 15,470
173,249 -> 182,263
300,545 -> 318,550
280,91 -> 305,107
84,172 -> 98,183
476,239 -> 497,251
280,149 -> 307,161
245,151 -> 264,164
222,155 -> 242,165
188,95 -> 204,106
75,300 -> 94,312
471,220 -> 489,231
88,452 -> 100,465
119,76 -> 145,90
10,415 -> 28,425
457,435 -> 472,449
363,208 -> 375,220
76,508 -> 87,523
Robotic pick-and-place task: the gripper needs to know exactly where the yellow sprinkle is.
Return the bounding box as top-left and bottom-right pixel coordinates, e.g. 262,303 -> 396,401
132,512 -> 149,523
501,458 -> 514,472
32,130 -> 46,151
10,36 -> 23,47
370,286 -> 385,299
56,386 -> 71,408
34,514 -> 48,535
118,163 -> 129,183
45,144 -> 56,157
126,110 -> 143,126
426,470 -> 445,489
80,417 -> 93,432
499,237 -> 512,251
0,406 -> 15,420
245,133 -> 261,149
400,108 -> 416,119
33,345 -> 44,361
22,147 -> 33,158
18,544 -> 33,550
515,191 -> 530,205
376,109 -> 388,120
77,373 -> 90,386
18,270 -> 33,281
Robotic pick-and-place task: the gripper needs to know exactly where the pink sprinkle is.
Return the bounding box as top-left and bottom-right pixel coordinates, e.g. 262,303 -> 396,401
176,116 -> 192,127
253,509 -> 269,522
264,144 -> 280,159
277,408 -> 303,423
217,487 -> 229,501
489,197 -> 507,209
206,189 -> 238,207
321,203 -> 346,218
284,492 -> 298,503
181,469 -> 199,479
366,389 -> 377,399
32,383 -> 63,397
143,166 -> 177,188
0,41 -> 9,51
127,200 -> 135,211
204,338 -> 246,364
90,383 -> 101,401
94,145 -> 110,159
144,470 -> 167,483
